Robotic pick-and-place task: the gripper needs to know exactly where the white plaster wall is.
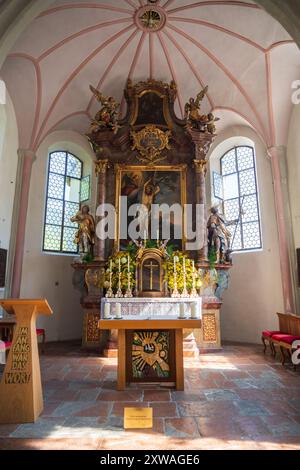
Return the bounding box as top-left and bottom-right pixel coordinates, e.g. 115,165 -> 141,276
0,91 -> 19,299
287,104 -> 300,251
20,130 -> 96,341
208,127 -> 284,343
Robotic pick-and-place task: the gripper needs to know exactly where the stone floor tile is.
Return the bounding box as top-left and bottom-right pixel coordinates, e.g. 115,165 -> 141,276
165,417 -> 200,438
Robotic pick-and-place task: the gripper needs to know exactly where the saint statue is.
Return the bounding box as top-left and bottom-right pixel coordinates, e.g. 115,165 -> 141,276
207,206 -> 233,264
70,205 -> 95,257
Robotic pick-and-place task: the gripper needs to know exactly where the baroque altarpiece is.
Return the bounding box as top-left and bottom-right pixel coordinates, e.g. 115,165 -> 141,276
72,79 -> 232,357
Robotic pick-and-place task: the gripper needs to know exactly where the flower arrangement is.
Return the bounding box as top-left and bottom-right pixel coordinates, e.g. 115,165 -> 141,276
163,251 -> 203,293
103,250 -> 136,292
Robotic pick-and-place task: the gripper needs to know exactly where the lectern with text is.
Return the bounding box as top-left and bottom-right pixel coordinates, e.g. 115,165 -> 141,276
0,299 -> 52,424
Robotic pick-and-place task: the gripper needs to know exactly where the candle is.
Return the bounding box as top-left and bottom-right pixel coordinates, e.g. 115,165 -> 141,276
104,303 -> 110,318
110,259 -> 112,272
156,229 -> 159,243
127,255 -> 130,272
192,260 -> 195,273
116,303 -> 122,318
174,256 -> 176,273
183,257 -> 186,273
144,230 -> 147,243
191,303 -> 197,319
179,303 -> 185,318
118,258 -> 121,272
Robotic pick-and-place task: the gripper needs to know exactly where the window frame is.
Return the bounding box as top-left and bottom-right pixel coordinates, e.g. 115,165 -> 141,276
220,145 -> 262,253
42,150 -> 83,255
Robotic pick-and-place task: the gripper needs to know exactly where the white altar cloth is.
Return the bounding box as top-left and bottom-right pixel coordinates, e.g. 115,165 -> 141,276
100,297 -> 202,319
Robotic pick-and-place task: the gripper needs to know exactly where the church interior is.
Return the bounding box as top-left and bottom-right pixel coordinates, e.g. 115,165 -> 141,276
0,0 -> 300,451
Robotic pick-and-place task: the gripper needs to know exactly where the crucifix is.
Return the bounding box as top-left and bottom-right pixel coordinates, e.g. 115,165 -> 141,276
144,260 -> 159,290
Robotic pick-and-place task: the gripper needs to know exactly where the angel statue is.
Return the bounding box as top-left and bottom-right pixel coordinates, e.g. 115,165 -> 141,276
185,86 -> 219,134
70,205 -> 95,259
89,85 -> 121,134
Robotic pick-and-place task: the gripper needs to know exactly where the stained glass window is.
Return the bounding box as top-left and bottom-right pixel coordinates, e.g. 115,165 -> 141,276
80,175 -> 90,202
215,146 -> 262,252
43,151 -> 85,254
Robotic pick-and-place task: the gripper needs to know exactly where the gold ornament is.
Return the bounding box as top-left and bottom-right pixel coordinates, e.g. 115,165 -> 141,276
131,125 -> 171,165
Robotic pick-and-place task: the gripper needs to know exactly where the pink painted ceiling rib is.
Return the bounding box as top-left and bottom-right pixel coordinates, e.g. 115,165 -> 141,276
168,17 -> 266,52
167,1 -> 261,14
157,31 -> 184,118
38,3 -> 133,18
168,23 -> 270,142
87,28 -> 140,113
1,0 -> 298,151
33,24 -> 136,150
38,18 -> 133,62
163,28 -> 214,109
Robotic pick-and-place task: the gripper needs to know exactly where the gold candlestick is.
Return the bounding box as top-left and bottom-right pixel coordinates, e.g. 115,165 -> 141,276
181,257 -> 189,298
105,271 -> 114,298
124,271 -> 133,298
171,271 -> 180,298
115,272 -> 123,298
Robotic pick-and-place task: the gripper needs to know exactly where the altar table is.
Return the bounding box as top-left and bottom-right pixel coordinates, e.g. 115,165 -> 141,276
98,316 -> 202,391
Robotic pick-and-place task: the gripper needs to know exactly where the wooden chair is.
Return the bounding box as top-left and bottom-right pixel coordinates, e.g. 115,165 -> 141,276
261,312 -> 289,356
36,328 -> 46,354
271,313 -> 300,368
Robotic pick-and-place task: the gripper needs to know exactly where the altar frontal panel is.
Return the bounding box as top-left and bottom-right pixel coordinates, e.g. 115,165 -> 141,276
126,329 -> 176,383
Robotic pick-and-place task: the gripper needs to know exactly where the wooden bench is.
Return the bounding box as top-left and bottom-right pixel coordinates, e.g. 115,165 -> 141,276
262,313 -> 300,368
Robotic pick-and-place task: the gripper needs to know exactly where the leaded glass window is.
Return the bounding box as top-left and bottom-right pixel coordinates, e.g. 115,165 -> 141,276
214,146 -> 262,252
43,151 -> 85,253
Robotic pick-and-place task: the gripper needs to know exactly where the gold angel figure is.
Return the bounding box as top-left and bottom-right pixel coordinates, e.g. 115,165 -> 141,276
89,85 -> 121,134
185,86 -> 219,134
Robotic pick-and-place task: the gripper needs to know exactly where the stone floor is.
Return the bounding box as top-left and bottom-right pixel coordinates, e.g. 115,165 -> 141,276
0,341 -> 299,450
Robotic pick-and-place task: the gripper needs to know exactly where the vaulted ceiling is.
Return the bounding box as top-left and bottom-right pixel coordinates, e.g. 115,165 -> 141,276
1,0 -> 300,151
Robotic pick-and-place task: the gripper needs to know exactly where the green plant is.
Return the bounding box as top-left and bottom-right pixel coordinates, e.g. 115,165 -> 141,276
163,251 -> 203,292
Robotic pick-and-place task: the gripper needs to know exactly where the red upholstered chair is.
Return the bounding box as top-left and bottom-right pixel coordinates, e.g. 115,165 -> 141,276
3,341 -> 11,361
261,330 -> 281,356
36,328 -> 46,353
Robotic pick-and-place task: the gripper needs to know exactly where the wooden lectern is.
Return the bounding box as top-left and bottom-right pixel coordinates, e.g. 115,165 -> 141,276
0,299 -> 52,424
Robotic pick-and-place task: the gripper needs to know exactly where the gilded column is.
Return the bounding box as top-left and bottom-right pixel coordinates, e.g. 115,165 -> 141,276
11,149 -> 36,298
194,157 -> 208,262
94,159 -> 109,261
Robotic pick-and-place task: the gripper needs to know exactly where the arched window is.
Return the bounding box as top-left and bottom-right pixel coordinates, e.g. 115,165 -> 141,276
43,151 -> 90,253
213,146 -> 262,251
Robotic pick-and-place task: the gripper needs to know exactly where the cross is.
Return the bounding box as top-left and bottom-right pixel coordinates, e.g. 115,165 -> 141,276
144,261 -> 159,290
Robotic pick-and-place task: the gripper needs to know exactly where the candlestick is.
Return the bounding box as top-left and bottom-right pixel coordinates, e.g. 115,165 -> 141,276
115,271 -> 123,298
190,260 -> 198,297
156,229 -> 159,244
124,263 -> 133,298
106,261 -> 114,298
181,256 -> 189,297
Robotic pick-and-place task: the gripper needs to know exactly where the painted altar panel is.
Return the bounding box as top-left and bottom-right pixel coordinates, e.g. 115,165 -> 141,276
115,165 -> 186,252
126,329 -> 176,382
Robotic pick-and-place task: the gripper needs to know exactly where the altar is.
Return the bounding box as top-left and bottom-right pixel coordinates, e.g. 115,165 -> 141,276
100,297 -> 202,319
99,297 -> 201,390
71,78 -> 233,386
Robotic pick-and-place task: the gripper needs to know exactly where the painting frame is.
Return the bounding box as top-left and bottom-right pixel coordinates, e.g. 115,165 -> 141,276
114,164 -> 187,251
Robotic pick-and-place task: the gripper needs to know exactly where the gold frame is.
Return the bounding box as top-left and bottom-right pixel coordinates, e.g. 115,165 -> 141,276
139,249 -> 163,298
130,89 -> 174,128
114,164 -> 187,251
